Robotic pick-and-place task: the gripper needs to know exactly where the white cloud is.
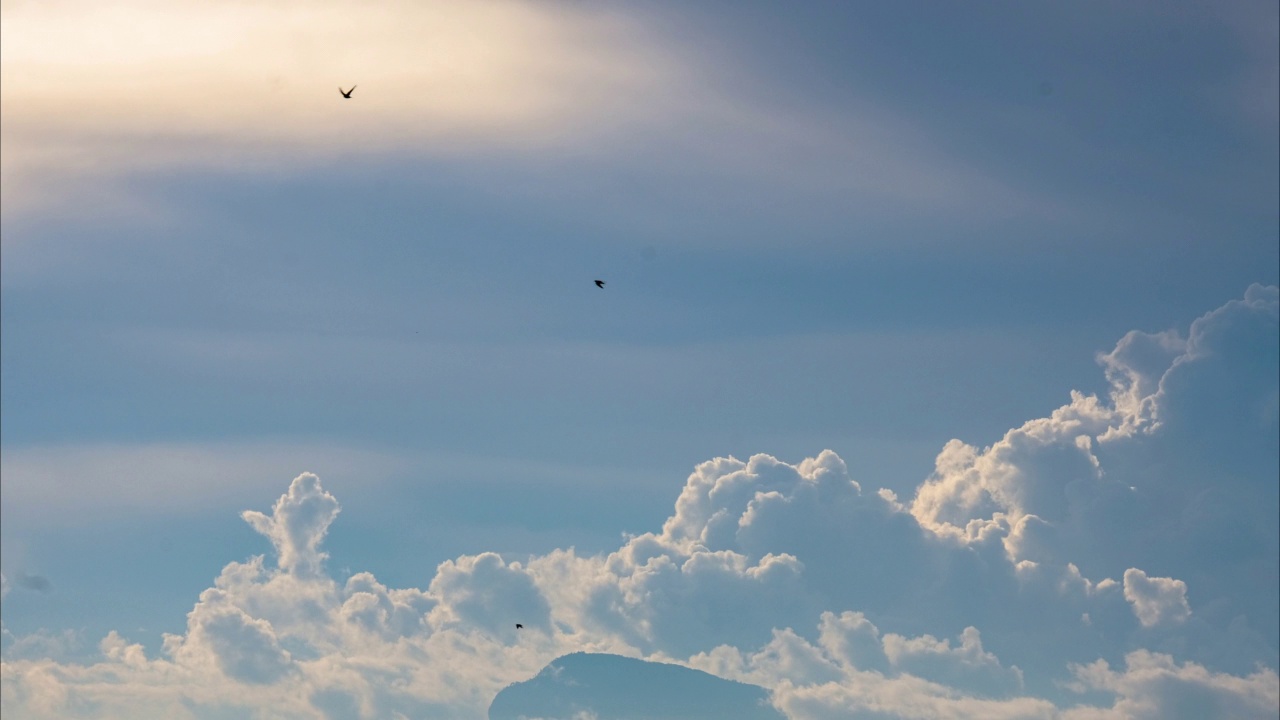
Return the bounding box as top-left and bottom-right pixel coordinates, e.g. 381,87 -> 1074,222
339,573 -> 434,642
908,286 -> 1279,642
882,626 -> 1024,698
815,611 -> 891,674
1,629 -> 83,663
187,603 -> 295,684
428,553 -> 551,638
1122,569 -> 1191,628
1095,329 -> 1185,440
772,678 -> 1058,720
909,391 -> 1121,552
1063,651 -> 1280,720
241,473 -> 340,580
1,287 -> 1276,718
0,451 -> 1268,718
689,615 -> 1047,720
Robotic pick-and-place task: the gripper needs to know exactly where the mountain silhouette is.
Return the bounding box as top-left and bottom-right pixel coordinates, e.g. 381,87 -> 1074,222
489,652 -> 784,720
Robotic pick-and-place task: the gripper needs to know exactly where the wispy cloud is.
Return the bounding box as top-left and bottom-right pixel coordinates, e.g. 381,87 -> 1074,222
0,0 -> 674,215
0,0 -> 1090,242
0,441 -> 411,523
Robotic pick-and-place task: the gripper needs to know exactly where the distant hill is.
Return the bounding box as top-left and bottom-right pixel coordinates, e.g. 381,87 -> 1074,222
489,652 -> 784,720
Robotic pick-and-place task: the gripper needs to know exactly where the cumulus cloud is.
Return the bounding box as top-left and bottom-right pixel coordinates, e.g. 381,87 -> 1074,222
1063,651 -> 1280,720
909,393 -> 1120,552
1122,569 -> 1191,628
339,572 -> 435,641
1095,329 -> 1185,439
0,287 -> 1276,718
907,286 -> 1278,658
882,626 -> 1025,698
2,472 -> 558,718
428,553 -> 551,638
684,619 -> 1049,719
912,284 -> 1277,557
187,603 -> 295,684
241,472 -> 339,580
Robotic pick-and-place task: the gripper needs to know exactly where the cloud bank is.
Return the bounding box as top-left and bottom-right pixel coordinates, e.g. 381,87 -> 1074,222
2,286 -> 1276,718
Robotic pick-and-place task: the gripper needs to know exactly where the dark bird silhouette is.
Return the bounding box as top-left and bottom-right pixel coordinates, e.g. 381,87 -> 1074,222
594,280 -> 605,288
339,86 -> 356,98
516,624 -> 524,629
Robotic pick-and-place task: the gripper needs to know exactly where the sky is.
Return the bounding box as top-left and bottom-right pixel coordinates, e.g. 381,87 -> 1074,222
0,0 -> 1277,717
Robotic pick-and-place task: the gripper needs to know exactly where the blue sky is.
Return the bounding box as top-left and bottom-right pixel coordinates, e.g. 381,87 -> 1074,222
1,1 -> 1277,717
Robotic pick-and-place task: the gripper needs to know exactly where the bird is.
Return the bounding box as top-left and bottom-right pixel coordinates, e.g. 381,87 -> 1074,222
515,624 -> 524,629
339,86 -> 356,98
594,280 -> 605,288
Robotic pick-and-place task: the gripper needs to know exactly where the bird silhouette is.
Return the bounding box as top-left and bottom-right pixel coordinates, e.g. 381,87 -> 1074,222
595,280 -> 605,288
339,86 -> 356,98
515,623 -> 524,629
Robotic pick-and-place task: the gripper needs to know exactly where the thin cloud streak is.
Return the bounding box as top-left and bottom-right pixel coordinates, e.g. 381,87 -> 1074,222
0,441 -> 410,522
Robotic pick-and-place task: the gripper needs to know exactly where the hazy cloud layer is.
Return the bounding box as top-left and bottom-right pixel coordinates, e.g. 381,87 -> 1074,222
0,441 -> 413,524
1,0 -> 1120,254
1,287 -> 1275,718
0,0 -> 673,214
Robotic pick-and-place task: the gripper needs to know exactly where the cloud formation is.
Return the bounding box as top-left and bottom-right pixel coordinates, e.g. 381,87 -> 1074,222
0,0 -> 1091,256
1122,569 -> 1191,629
1,286 -> 1276,718
241,473 -> 340,580
0,0 -> 675,216
1064,651 -> 1279,720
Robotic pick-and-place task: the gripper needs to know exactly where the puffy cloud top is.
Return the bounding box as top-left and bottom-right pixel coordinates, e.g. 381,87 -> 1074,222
242,472 -> 339,579
1123,569 -> 1191,628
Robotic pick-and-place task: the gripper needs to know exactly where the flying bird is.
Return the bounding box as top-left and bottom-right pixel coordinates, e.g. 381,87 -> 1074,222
595,280 -> 605,288
339,86 -> 356,98
515,624 -> 524,629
